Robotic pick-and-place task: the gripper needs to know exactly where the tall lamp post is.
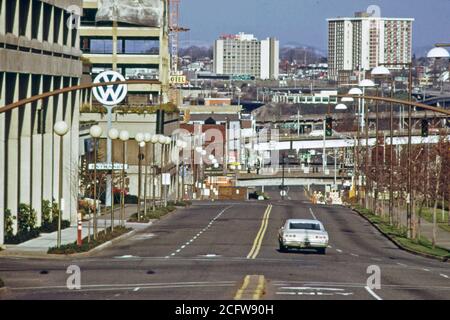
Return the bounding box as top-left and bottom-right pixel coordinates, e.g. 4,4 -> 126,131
427,45 -> 450,230
119,130 -> 129,226
163,136 -> 172,207
143,133 -> 153,215
89,125 -> 103,240
371,66 -> 392,219
359,79 -> 375,209
158,135 -> 167,207
151,135 -> 159,210
348,88 -> 363,203
54,121 -> 69,248
135,132 -> 145,220
108,128 -> 120,232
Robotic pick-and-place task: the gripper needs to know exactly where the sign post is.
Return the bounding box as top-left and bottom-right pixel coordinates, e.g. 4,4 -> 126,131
92,71 -> 128,214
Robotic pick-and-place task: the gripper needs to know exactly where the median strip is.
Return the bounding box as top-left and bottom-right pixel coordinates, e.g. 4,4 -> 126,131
247,205 -> 273,259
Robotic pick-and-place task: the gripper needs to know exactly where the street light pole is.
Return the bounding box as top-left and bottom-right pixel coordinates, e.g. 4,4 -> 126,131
89,125 -> 103,240
119,130 -> 129,227
143,133 -> 152,215
135,133 -> 145,220
54,121 -> 69,248
108,128 -> 120,232
151,135 -> 158,211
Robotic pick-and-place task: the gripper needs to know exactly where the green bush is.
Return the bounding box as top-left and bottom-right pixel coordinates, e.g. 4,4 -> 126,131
4,209 -> 14,240
5,204 -> 41,244
128,206 -> 176,223
38,200 -> 70,233
48,226 -> 131,254
40,220 -> 71,233
168,200 -> 192,207
17,204 -> 37,234
0,278 -> 4,288
41,200 -> 52,225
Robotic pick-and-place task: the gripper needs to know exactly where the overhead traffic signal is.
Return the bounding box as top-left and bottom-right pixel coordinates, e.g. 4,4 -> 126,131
325,117 -> 333,137
421,119 -> 429,137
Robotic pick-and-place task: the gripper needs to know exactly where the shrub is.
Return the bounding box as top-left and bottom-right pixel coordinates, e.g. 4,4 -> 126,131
17,204 -> 37,234
0,278 -> 4,288
48,226 -> 131,254
168,200 -> 192,207
4,209 -> 14,240
41,200 -> 52,225
128,206 -> 176,223
39,200 -> 70,233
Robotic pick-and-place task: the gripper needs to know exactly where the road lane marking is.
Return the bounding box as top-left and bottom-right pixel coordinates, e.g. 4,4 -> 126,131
351,253 -> 359,257
336,249 -> 343,253
234,275 -> 266,300
440,274 -> 449,279
309,208 -> 317,220
133,287 -> 140,292
234,275 -> 250,300
397,263 -> 408,267
168,205 -> 234,258
365,286 -> 383,300
253,275 -> 266,300
247,205 -> 273,259
423,268 -> 430,272
246,205 -> 271,259
371,258 -> 382,262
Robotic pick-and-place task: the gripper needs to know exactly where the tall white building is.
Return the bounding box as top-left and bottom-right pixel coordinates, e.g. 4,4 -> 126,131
214,33 -> 279,80
328,12 -> 414,81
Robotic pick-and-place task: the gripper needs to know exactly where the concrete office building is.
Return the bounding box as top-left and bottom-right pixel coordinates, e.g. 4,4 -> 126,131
79,1 -> 178,202
214,33 -> 279,80
80,0 -> 170,105
0,0 -> 83,245
328,12 -> 414,81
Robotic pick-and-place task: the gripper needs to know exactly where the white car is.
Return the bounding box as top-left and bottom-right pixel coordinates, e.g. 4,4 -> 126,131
278,219 -> 329,254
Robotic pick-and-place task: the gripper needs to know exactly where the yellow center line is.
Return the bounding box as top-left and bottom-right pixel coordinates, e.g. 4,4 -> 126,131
247,204 -> 273,259
233,275 -> 250,300
252,275 -> 266,300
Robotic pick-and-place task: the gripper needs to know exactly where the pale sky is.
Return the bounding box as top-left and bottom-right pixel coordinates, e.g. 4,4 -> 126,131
180,0 -> 450,54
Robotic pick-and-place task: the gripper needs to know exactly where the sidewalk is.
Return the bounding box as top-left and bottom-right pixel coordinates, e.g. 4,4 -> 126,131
1,204 -> 148,254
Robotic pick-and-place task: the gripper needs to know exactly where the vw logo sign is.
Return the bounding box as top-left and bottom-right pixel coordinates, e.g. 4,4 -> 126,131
92,71 -> 128,106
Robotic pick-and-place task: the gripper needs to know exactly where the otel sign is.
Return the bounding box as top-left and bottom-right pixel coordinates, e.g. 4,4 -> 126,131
92,71 -> 128,106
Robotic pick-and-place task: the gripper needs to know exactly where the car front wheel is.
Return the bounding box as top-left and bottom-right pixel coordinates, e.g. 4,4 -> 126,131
279,242 -> 287,253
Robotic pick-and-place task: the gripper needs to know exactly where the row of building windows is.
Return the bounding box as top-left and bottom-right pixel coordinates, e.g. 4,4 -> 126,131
3,0 -> 78,50
81,38 -> 160,55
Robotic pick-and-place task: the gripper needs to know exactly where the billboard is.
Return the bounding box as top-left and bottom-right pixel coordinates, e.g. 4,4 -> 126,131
96,0 -> 163,27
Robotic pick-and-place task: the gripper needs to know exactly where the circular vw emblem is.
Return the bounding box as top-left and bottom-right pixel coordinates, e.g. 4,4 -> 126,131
92,71 -> 128,106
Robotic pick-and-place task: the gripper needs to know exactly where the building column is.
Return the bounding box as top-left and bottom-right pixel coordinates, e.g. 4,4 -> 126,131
42,76 -> 54,208
31,75 -> 43,226
6,74 -> 20,233
19,74 -> 32,207
0,72 -> 5,245
52,77 -> 63,204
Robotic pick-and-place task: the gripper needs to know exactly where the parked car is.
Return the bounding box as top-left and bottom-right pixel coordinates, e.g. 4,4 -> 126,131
278,219 -> 329,254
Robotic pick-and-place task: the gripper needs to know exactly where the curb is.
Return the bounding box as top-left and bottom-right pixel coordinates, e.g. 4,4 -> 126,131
352,208 -> 449,263
0,230 -> 137,260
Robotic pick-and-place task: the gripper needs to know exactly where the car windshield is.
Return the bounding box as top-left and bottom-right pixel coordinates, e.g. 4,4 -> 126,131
289,223 -> 321,230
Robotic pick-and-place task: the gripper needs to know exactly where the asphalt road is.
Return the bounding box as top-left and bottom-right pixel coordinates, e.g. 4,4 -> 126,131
1,187 -> 449,300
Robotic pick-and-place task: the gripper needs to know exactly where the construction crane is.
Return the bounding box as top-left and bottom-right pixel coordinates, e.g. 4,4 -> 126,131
169,0 -> 189,74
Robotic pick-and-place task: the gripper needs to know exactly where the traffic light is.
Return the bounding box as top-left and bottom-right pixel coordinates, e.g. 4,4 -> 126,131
421,119 -> 429,137
325,117 -> 333,137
